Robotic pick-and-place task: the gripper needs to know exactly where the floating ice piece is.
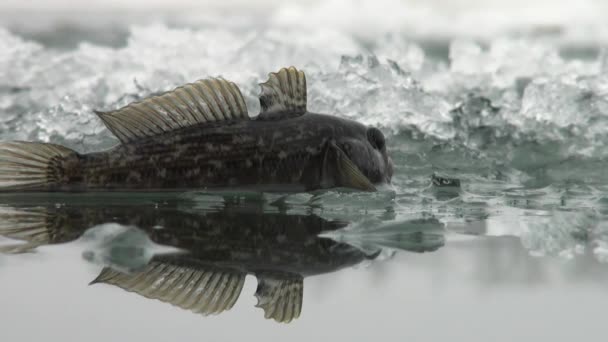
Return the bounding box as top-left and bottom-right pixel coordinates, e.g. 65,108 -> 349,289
80,223 -> 181,274
319,217 -> 445,255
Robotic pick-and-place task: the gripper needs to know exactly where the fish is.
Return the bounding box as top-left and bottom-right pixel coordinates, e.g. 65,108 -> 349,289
0,195 -> 376,323
0,67 -> 393,192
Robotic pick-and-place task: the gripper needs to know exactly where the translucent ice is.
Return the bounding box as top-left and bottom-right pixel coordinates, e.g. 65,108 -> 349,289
520,210 -> 597,258
80,223 -> 181,273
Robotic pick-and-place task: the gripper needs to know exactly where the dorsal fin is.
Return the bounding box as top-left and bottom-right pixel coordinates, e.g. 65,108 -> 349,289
258,66 -> 307,119
254,273 -> 303,323
96,77 -> 249,144
90,261 -> 246,316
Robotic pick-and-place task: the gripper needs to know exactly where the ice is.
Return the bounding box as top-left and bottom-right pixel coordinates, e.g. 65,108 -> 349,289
520,210 -> 597,258
449,39 -> 574,87
372,34 -> 427,72
319,216 -> 445,255
519,79 -> 608,158
0,25 -> 365,151
1,24 -> 606,160
309,54 -> 454,138
80,223 -> 180,273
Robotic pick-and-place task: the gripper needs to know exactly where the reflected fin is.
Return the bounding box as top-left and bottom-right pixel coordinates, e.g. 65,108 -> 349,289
254,273 -> 303,323
320,218 -> 446,254
96,77 -> 249,144
91,261 -> 246,315
258,66 -> 307,119
0,207 -> 50,253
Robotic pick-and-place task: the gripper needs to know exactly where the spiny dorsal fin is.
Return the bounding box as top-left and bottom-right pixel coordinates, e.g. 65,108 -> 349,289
258,67 -> 307,119
90,261 -> 246,315
254,273 -> 303,323
96,78 -> 249,144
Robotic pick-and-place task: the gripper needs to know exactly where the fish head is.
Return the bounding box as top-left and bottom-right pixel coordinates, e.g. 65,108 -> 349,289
337,124 -> 393,184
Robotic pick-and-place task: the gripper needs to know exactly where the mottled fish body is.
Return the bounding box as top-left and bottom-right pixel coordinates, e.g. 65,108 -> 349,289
0,67 -> 392,192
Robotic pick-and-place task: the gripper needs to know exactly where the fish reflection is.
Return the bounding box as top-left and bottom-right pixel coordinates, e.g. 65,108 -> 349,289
85,210 -> 364,324
0,197 -> 431,323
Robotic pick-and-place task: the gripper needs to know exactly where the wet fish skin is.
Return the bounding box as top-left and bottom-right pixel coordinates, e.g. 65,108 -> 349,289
68,112 -> 392,191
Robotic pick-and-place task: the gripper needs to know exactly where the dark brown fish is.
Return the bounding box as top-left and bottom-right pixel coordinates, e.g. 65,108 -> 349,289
0,67 -> 393,192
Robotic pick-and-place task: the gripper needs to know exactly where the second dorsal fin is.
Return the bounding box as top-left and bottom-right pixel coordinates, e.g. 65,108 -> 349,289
254,272 -> 303,323
96,77 -> 249,144
258,67 -> 307,119
90,261 -> 246,316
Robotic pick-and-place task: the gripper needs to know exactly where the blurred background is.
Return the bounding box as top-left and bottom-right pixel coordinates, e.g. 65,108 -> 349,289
2,0 -> 608,54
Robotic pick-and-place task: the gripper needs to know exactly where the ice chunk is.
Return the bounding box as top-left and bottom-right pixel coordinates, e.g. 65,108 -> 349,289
519,79 -> 608,158
80,223 -> 181,273
0,25 -> 360,151
372,34 -> 426,72
309,54 -> 454,138
519,210 -> 597,259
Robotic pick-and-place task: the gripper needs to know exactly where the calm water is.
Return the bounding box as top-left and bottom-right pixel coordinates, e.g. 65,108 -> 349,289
1,190 -> 607,341
3,1 -> 608,341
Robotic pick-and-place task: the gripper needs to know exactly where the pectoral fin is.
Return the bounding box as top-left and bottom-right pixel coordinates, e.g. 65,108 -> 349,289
322,142 -> 376,192
91,261 -> 245,315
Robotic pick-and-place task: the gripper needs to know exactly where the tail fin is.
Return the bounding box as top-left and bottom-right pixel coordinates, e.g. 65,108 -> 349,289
0,141 -> 78,191
0,207 -> 50,253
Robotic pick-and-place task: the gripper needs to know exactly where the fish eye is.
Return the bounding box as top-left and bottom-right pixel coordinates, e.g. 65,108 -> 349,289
367,127 -> 385,151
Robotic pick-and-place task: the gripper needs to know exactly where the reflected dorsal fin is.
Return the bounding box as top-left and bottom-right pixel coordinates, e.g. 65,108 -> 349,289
254,273 -> 303,323
258,67 -> 307,119
90,261 -> 246,315
96,78 -> 249,144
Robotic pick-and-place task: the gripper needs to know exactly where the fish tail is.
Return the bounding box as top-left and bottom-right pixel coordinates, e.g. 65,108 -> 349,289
0,141 -> 81,192
0,207 -> 50,253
